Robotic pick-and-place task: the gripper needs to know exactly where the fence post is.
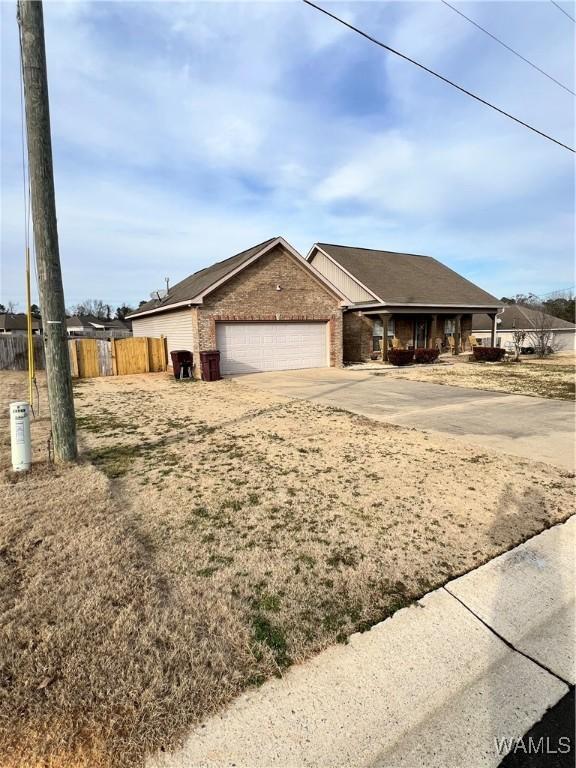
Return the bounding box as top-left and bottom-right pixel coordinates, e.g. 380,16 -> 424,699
68,339 -> 79,378
111,338 -> 118,376
160,335 -> 167,371
144,337 -> 150,373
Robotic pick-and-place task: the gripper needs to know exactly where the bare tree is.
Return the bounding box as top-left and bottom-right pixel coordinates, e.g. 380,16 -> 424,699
68,299 -> 109,319
511,327 -> 526,362
525,300 -> 560,358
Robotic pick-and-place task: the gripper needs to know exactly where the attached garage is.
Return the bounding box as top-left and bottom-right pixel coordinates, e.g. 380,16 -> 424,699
128,237 -> 345,379
216,321 -> 329,375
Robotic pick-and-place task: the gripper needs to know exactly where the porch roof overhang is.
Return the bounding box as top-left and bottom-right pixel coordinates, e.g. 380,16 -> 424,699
349,302 -> 503,316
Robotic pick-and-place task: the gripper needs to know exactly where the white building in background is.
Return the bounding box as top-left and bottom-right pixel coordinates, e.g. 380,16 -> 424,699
472,305 -> 576,351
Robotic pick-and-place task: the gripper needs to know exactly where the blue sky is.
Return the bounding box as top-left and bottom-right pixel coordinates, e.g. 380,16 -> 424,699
1,1 -> 574,311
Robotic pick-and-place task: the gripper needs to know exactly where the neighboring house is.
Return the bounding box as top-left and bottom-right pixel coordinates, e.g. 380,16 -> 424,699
306,243 -> 502,362
128,236 -> 347,377
66,315 -> 131,337
0,312 -> 41,336
472,305 -> 576,351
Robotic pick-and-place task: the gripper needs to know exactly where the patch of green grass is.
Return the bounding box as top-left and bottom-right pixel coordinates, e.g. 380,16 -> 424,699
86,444 -> 143,478
76,414 -> 138,435
196,566 -> 219,577
326,547 -> 359,568
251,614 -> 290,668
296,553 -> 316,569
255,593 -> 281,612
221,498 -> 243,512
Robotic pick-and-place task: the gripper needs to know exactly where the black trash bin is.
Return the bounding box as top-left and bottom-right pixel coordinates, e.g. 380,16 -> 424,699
200,350 -> 221,381
170,350 -> 193,379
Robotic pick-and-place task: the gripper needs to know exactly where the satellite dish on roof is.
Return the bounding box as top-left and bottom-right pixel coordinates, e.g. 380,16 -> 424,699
150,289 -> 168,301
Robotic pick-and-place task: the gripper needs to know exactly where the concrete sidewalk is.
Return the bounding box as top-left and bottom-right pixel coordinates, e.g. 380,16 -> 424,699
234,369 -> 575,470
148,518 -> 574,768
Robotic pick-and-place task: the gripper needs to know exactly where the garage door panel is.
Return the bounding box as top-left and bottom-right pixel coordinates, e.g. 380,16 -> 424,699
216,322 -> 328,374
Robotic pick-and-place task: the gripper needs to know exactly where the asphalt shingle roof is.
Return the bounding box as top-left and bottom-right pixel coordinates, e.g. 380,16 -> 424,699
473,304 -> 576,331
130,237 -> 277,317
0,313 -> 41,331
66,315 -> 129,329
315,243 -> 501,306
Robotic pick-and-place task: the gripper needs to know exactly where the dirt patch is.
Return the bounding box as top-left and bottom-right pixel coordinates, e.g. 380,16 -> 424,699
385,359 -> 575,400
0,371 -> 573,767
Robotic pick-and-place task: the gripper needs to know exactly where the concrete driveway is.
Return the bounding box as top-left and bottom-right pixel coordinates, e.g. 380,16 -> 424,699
235,368 -> 575,470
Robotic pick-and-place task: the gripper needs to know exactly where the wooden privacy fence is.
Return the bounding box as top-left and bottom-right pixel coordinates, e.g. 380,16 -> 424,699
0,335 -> 45,371
69,337 -> 167,378
0,335 -> 167,377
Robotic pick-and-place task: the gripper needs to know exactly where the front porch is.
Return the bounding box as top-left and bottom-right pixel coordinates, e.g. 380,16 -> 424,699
343,308 -> 499,363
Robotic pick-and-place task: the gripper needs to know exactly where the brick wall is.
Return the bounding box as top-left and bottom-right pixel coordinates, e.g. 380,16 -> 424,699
194,244 -> 343,376
395,318 -> 414,347
461,314 -> 472,339
343,312 -> 373,362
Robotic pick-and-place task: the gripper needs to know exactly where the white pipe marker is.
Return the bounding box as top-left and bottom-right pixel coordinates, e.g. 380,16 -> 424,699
10,401 -> 32,472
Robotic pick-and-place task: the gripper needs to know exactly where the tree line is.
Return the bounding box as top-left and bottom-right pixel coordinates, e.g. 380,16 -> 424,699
500,294 -> 575,324
0,299 -> 148,321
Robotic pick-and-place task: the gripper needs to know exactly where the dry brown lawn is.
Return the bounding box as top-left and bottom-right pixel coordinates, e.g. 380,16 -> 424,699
385,356 -> 575,400
1,371 -> 573,768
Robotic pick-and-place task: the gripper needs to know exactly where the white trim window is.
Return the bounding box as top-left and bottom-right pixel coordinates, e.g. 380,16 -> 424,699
372,318 -> 395,352
444,318 -> 456,335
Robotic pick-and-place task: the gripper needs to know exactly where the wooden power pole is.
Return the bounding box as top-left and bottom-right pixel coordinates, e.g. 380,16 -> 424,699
18,0 -> 77,462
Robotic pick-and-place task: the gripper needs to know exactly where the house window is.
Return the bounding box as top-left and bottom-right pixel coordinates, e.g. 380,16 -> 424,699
444,318 -> 456,335
372,318 -> 394,352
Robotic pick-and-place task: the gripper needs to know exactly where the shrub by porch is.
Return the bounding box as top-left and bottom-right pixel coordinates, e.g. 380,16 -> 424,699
473,347 -> 506,362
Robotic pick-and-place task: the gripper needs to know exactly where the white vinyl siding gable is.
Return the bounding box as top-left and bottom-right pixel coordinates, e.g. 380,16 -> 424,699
132,308 -> 194,358
310,250 -> 374,303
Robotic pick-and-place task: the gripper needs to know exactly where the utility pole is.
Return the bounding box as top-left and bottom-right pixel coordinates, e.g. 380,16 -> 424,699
18,0 -> 77,462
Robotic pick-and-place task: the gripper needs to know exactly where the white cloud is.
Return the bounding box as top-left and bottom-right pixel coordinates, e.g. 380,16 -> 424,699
1,0 -> 573,308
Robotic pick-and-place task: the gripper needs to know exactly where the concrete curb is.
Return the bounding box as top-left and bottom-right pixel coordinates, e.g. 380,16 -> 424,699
148,517 -> 574,768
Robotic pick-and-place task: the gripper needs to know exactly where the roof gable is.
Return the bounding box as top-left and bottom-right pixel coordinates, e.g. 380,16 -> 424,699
129,237 -> 346,319
314,243 -> 501,307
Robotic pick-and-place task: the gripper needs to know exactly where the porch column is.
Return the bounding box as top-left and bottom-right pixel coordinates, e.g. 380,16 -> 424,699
455,314 -> 462,355
380,314 -> 389,362
430,314 -> 438,350
490,313 -> 498,347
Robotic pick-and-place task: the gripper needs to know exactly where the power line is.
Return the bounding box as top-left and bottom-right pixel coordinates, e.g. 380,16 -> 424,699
302,0 -> 575,153
441,0 -> 574,96
549,0 -> 575,23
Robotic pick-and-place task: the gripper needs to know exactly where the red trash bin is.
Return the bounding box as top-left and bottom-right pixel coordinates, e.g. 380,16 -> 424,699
200,350 -> 221,381
170,350 -> 193,379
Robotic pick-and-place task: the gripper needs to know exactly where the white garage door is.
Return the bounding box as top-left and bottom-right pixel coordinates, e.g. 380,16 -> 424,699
216,322 -> 329,375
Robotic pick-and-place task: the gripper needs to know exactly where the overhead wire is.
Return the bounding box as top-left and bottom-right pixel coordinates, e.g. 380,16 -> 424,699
440,0 -> 574,96
302,0 -> 575,153
549,0 -> 576,23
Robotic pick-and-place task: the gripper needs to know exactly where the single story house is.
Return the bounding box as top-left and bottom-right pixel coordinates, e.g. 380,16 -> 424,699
307,243 -> 502,362
129,236 -> 504,377
0,312 -> 41,335
66,315 -> 132,337
128,237 -> 347,377
472,305 -> 576,351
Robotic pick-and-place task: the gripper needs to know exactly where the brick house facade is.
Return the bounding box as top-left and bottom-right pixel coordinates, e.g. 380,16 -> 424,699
130,238 -> 345,378
191,244 -> 343,376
